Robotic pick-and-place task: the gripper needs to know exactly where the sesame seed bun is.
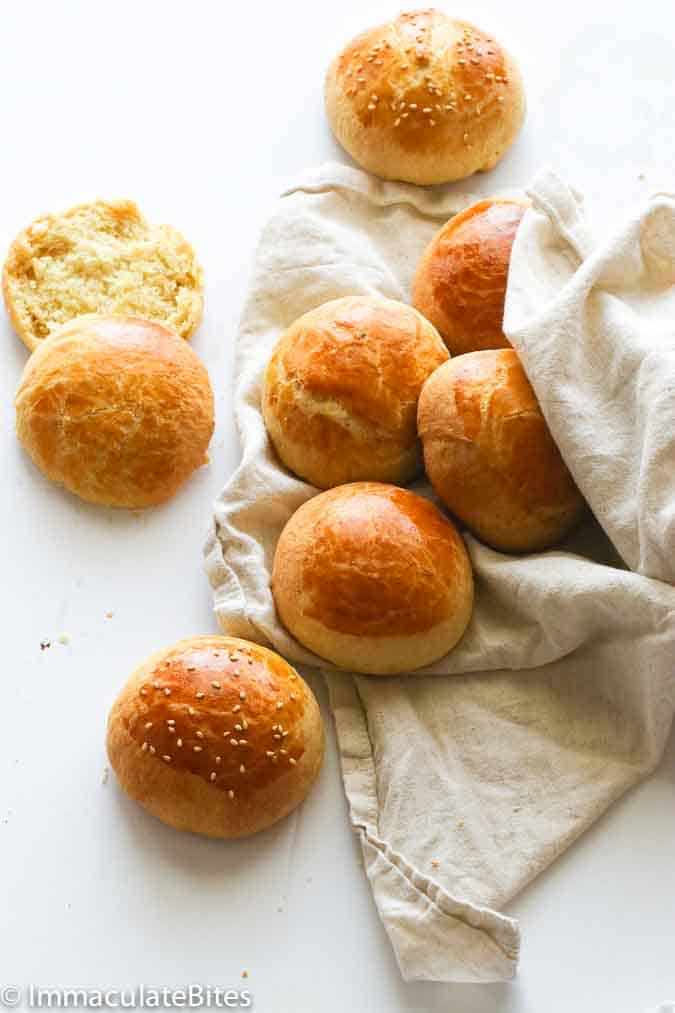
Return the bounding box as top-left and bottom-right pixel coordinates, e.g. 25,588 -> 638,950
262,296 -> 449,489
412,198 -> 529,354
3,199 -> 203,351
272,483 -> 474,675
324,9 -> 526,185
106,636 -> 324,839
15,314 -> 214,508
418,350 -> 586,552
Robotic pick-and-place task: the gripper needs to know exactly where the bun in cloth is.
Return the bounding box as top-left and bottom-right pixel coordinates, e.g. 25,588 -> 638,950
15,314 -> 214,508
324,9 -> 526,185
3,199 -> 203,350
412,199 -> 528,355
106,636 -> 324,839
272,482 -> 474,675
418,350 -> 586,552
262,295 -> 448,489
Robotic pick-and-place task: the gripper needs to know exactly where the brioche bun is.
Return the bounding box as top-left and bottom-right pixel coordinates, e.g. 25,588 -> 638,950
418,350 -> 585,552
3,199 -> 203,350
15,314 -> 214,508
106,636 -> 324,839
262,296 -> 448,489
324,9 -> 525,185
272,482 -> 474,674
412,198 -> 528,354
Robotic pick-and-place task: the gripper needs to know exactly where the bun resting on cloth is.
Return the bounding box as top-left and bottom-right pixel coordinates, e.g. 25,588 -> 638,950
106,636 -> 324,839
271,482 -> 474,675
3,198 -> 203,350
324,8 -> 526,185
262,295 -> 448,489
15,314 -> 214,508
412,198 -> 529,355
418,350 -> 586,552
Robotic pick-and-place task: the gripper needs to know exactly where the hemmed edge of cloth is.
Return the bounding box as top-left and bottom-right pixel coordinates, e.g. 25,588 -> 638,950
324,672 -> 521,984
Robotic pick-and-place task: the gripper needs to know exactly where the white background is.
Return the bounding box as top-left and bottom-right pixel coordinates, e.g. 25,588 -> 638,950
1,1 -> 674,1011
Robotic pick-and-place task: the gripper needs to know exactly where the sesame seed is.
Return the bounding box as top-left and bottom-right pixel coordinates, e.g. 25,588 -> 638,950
216,756 -> 221,764
145,722 -> 153,729
235,724 -> 242,732
282,731 -> 288,738
429,119 -> 436,125
230,739 -> 238,747
266,751 -> 274,757
193,745 -> 202,752
289,758 -> 297,766
164,688 -> 171,697
196,731 -> 205,739
210,772 -> 217,782
233,705 -> 241,713
497,95 -> 504,103
177,739 -> 183,747
242,720 -> 249,730
239,692 -> 246,701
463,132 -> 469,142
271,755 -> 278,764
367,103 -> 376,110
240,765 -> 246,774
394,118 -> 401,126
168,727 -> 175,734
238,739 -> 248,745
228,790 -> 235,799
464,94 -> 472,100
162,755 -> 172,763
141,741 -> 148,752
422,107 -> 432,113
280,749 -> 287,755
153,681 -> 161,688
212,681 -> 221,689
276,701 -> 283,710
196,692 -> 204,700
139,689 -> 147,696
166,718 -> 175,725
149,746 -> 156,755
409,103 -> 418,110
273,734 -> 282,741
188,707 -> 195,716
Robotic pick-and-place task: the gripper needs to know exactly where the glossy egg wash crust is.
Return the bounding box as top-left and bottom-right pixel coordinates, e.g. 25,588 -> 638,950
106,637 -> 324,838
325,9 -> 526,184
3,199 -> 203,350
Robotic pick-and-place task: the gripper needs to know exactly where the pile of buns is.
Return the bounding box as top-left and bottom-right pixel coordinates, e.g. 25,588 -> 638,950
4,10 -> 577,842
265,197 -> 586,678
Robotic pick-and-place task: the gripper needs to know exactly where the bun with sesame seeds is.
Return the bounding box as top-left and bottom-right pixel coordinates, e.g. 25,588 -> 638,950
262,295 -> 449,489
271,482 -> 474,674
3,199 -> 203,352
15,314 -> 214,508
412,198 -> 529,354
106,636 -> 324,839
324,9 -> 526,185
418,350 -> 586,552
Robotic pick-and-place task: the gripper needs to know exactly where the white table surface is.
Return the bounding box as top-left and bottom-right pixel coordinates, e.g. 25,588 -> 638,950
1,1 -> 674,1011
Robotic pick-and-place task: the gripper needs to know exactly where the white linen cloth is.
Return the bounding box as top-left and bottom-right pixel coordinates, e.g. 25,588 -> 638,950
204,163 -> 675,983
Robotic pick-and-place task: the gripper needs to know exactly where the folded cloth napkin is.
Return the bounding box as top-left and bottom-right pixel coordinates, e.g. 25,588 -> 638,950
204,163 -> 675,983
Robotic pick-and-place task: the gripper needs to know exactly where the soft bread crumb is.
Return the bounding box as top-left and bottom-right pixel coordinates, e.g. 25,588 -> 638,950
3,199 -> 203,350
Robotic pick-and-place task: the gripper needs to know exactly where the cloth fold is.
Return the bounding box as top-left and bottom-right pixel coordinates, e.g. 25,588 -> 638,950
205,163 -> 675,982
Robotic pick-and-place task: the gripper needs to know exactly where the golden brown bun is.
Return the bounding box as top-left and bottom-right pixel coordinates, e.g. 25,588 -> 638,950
3,199 -> 203,350
412,199 -> 528,354
272,483 -> 474,674
107,636 -> 324,839
324,9 -> 526,185
262,296 -> 448,489
15,315 -> 214,508
418,350 -> 586,552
